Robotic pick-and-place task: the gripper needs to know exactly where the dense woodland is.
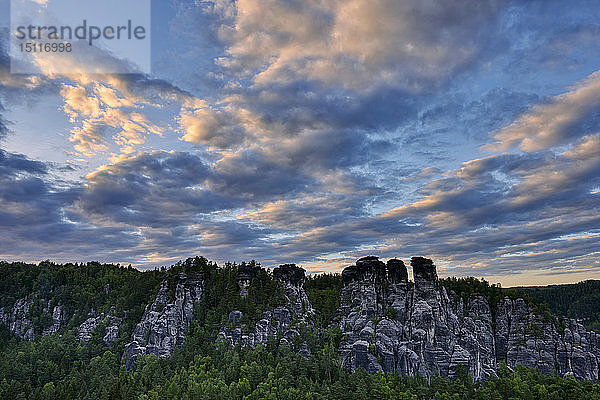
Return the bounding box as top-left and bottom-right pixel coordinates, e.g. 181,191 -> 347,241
520,281 -> 600,332
0,258 -> 599,399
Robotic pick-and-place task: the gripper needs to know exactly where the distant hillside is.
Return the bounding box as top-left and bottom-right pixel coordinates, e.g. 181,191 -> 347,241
520,280 -> 600,332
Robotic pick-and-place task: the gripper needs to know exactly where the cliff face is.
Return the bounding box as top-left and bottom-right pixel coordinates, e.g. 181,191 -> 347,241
0,298 -> 36,340
335,256 -> 600,381
123,272 -> 204,369
495,297 -> 600,380
102,257 -> 600,379
217,264 -> 313,355
0,297 -> 121,346
77,310 -> 122,346
2,257 -> 599,381
336,256 -> 495,379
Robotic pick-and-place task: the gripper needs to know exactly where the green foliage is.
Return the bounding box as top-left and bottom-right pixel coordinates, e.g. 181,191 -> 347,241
305,273 -> 343,327
439,276 -> 553,322
4,325 -> 598,400
386,306 -> 397,320
0,260 -> 164,334
525,322 -> 543,339
1,259 -> 600,398
520,280 -> 600,331
193,260 -> 285,340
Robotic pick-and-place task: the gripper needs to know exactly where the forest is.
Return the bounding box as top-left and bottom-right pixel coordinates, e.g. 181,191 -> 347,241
0,258 -> 599,399
520,281 -> 600,332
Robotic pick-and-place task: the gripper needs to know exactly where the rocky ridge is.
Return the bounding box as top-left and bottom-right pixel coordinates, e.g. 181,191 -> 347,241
123,272 -> 204,369
77,309 -> 123,346
2,256 -> 599,381
495,297 -> 600,380
237,264 -> 260,298
0,296 -> 123,346
217,264 -> 313,355
335,256 -> 600,381
0,298 -> 70,340
0,297 -> 36,340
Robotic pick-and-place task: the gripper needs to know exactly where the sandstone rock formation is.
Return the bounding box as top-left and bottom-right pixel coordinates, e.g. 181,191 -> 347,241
217,263 -> 313,353
41,304 -> 66,336
0,297 -> 35,340
77,310 -> 122,346
123,272 -> 204,369
496,297 -> 600,380
237,264 -> 259,298
335,256 -> 600,381
0,296 -> 125,346
0,298 -> 70,340
2,256 -> 598,381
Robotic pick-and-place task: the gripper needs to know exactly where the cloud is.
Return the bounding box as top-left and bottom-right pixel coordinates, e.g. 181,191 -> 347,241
0,149 -> 91,255
240,194 -> 367,231
0,30 -> 58,142
179,105 -> 246,149
58,81 -> 167,156
2,36 -> 194,158
2,0 -> 600,284
1,29 -> 161,158
0,148 -> 48,175
78,151 -> 238,227
206,149 -> 314,201
219,0 -> 504,92
182,0 -> 509,166
0,102 -> 9,140
348,144 -> 599,275
68,120 -> 112,156
61,84 -> 103,120
487,70 -> 600,152
0,149 -> 256,265
229,78 -> 600,273
402,167 -> 443,183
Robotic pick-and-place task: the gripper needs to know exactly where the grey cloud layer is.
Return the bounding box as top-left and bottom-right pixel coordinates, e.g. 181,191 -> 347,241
0,149 -> 141,261
217,0 -> 504,91
1,0 -> 600,283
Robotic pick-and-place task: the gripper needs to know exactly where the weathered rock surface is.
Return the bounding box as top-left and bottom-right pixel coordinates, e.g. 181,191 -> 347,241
275,264 -> 314,322
77,310 -> 122,346
0,297 -> 35,340
3,256 -> 599,381
0,296 -> 126,347
0,298 -> 70,339
237,264 -> 260,298
217,264 -> 313,351
123,273 -> 204,369
41,304 -> 66,336
496,297 -> 600,380
335,256 -> 600,381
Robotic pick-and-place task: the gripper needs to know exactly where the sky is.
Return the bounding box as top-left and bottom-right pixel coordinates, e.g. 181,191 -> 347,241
1,0 -> 600,286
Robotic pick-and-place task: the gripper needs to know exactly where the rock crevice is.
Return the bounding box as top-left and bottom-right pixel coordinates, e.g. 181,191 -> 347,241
336,256 -> 600,381
217,264 -> 313,354
123,273 -> 204,369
